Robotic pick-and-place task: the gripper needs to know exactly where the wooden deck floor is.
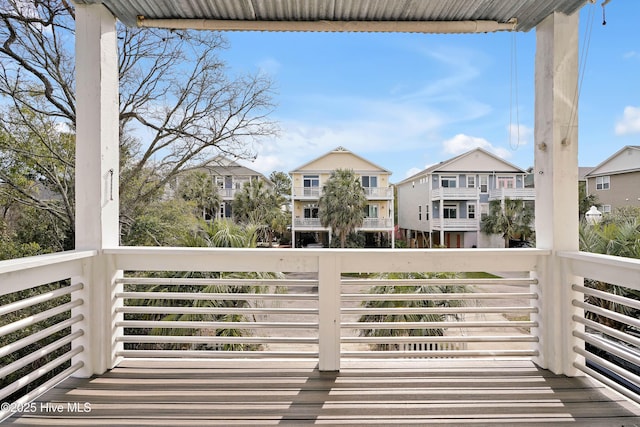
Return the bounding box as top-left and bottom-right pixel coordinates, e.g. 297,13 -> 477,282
5,359 -> 640,426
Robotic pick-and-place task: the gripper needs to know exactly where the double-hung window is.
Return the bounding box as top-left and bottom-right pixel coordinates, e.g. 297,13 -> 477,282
596,176 -> 610,190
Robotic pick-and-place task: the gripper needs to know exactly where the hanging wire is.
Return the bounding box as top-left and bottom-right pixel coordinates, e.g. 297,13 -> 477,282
508,32 -> 521,150
564,2 -> 596,145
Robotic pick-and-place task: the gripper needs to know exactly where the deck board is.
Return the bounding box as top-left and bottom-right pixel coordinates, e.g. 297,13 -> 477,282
5,359 -> 640,426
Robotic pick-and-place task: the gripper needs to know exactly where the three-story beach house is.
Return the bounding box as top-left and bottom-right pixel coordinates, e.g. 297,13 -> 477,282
289,147 -> 394,247
397,148 -> 535,248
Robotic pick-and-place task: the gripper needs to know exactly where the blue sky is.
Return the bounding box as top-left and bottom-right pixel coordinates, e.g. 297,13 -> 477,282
222,2 -> 639,182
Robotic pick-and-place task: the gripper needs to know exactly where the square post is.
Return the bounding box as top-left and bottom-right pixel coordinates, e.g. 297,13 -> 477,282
318,253 -> 341,371
533,11 -> 583,376
73,3 -> 121,377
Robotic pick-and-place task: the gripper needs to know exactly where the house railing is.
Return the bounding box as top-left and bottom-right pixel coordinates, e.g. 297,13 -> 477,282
293,187 -> 392,200
488,188 -> 536,201
1,246 -> 639,420
431,218 -> 478,230
432,188 -> 479,200
294,218 -> 393,230
0,250 -> 96,420
363,187 -> 393,199
293,187 -> 321,199
559,251 -> 640,403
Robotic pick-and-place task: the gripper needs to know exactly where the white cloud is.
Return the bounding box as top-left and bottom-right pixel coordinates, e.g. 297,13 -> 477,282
615,106 -> 640,135
442,133 -> 511,159
623,51 -> 639,60
258,58 -> 282,75
404,167 -> 422,179
245,95 -> 445,175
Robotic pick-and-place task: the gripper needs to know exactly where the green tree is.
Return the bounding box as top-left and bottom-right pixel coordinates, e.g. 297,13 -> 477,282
579,180 -> 599,220
358,272 -> 467,351
128,219 -> 284,351
122,198 -> 199,246
176,170 -> 221,220
579,210 -> 640,330
232,180 -> 284,245
480,198 -> 534,248
318,169 -> 367,248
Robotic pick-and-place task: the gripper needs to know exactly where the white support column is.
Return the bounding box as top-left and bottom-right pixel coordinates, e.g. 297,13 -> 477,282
318,253 -> 341,371
533,11 -> 582,376
72,3 -> 120,377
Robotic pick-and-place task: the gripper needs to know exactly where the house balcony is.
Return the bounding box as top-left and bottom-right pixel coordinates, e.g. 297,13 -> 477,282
489,187 -> 536,201
2,248 -> 639,424
431,218 -> 479,231
293,217 -> 324,229
292,187 -> 321,200
293,218 -> 393,231
293,187 -> 393,201
363,187 -> 393,199
219,188 -> 237,199
432,187 -> 479,201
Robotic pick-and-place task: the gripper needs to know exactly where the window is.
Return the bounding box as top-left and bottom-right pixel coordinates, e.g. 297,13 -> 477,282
596,176 -> 610,190
479,175 -> 488,193
468,204 -> 476,219
466,176 -> 476,188
425,205 -> 429,221
480,203 -> 489,219
364,204 -> 379,218
497,176 -> 515,189
418,205 -> 422,221
361,176 -> 378,188
440,176 -> 457,188
601,205 -> 612,214
304,205 -> 319,218
443,204 -> 458,219
303,175 -> 320,196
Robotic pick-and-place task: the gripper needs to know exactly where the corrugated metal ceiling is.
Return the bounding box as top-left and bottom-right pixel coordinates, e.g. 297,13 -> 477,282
75,0 -> 590,33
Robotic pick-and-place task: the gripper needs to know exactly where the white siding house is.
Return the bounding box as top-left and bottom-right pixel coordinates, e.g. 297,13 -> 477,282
397,148 -> 534,248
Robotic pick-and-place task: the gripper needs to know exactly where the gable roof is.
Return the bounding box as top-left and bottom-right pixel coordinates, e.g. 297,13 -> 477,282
397,148 -> 527,185
77,0 -> 589,33
196,156 -> 269,179
585,145 -> 640,177
289,146 -> 391,175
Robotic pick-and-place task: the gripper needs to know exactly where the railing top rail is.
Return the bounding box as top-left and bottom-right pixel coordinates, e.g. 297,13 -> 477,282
559,250 -> 640,291
0,250 -> 97,275
106,247 -> 549,273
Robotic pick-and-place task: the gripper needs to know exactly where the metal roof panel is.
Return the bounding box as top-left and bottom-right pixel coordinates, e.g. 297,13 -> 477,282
75,0 -> 590,32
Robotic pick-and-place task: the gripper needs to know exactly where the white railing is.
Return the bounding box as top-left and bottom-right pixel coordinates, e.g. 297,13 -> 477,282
432,188 -> 479,200
293,187 -> 321,199
219,188 -> 236,199
294,218 -> 393,230
363,187 -> 393,199
293,187 -> 393,199
360,218 -> 393,229
0,250 -> 95,421
431,218 -> 478,230
294,218 -> 323,228
488,188 -> 536,201
559,251 -> 640,404
104,247 -> 548,371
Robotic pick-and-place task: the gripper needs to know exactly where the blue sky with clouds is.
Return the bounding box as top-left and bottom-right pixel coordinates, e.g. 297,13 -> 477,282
222,1 -> 639,181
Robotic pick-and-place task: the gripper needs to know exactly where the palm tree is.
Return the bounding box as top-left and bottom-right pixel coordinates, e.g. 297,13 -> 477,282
176,170 -> 221,220
358,272 -> 467,351
480,198 -> 534,248
579,214 -> 640,330
318,168 -> 367,248
127,219 -> 284,351
232,180 -> 284,245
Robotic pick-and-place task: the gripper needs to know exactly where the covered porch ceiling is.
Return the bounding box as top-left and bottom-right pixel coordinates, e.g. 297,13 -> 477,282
75,0 -> 590,33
